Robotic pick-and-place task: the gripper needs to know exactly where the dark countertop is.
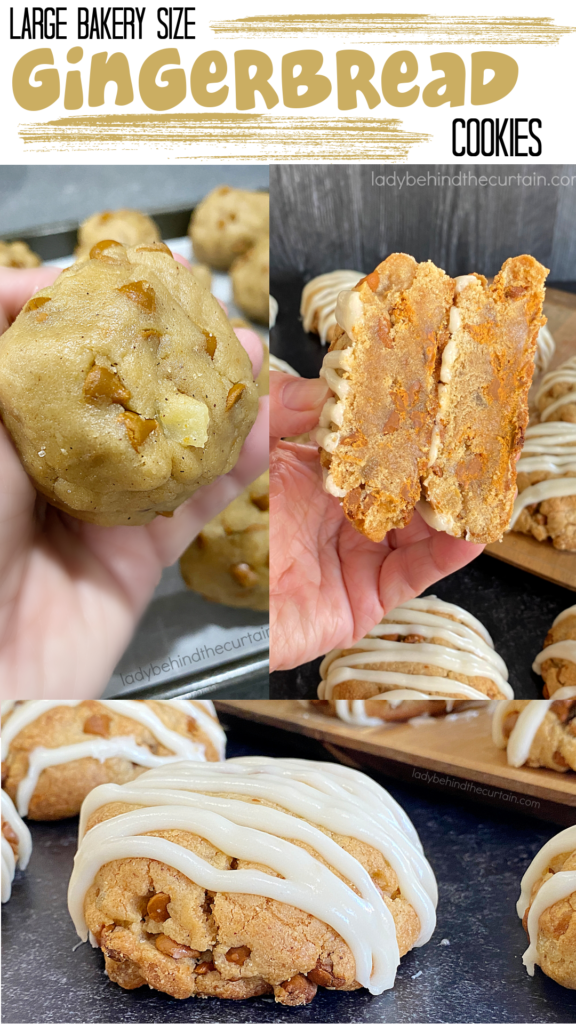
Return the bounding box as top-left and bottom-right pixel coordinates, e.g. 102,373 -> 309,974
270,274 -> 576,700
2,717 -> 575,1024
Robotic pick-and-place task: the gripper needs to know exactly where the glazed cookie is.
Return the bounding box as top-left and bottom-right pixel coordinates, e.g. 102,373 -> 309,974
1,699 -> 225,820
1,789 -> 32,903
0,241 -> 258,526
301,270 -> 364,345
492,688 -> 576,771
68,757 -> 437,1003
230,236 -> 269,325
518,824 -> 576,989
534,353 -> 576,423
317,596 -> 512,705
0,239 -> 41,268
180,472 -> 269,611
189,187 -> 269,271
75,209 -> 160,260
309,698 -> 468,725
534,324 -> 556,377
532,606 -> 576,696
511,422 -> 576,549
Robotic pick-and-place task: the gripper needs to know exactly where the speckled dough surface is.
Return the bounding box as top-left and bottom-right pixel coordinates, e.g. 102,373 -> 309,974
189,187 -> 269,271
0,240 -> 41,268
180,472 -> 269,611
231,236 -> 269,325
1,699 -> 225,820
0,241 -> 258,525
75,208 -> 161,260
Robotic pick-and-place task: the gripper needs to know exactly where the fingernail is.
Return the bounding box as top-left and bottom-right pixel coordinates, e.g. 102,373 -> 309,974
282,377 -> 329,412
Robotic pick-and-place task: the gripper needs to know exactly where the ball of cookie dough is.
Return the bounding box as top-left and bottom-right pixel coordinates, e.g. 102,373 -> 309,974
190,263 -> 212,291
0,241 -> 259,526
76,208 -> 160,260
0,240 -> 41,268
231,236 -> 269,325
189,187 -> 269,271
180,472 -> 269,610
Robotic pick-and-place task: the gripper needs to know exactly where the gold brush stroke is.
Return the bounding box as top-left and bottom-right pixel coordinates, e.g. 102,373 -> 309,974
19,114 -> 431,160
209,14 -> 576,45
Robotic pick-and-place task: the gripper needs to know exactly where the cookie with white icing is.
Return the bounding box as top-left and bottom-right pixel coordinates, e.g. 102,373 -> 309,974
310,698 -> 460,724
1,790 -> 32,903
301,270 -> 364,345
1,700 -> 225,820
534,324 -> 556,377
517,824 -> 576,989
317,596 -> 512,706
532,606 -> 576,696
67,757 -> 437,1004
492,688 -> 576,771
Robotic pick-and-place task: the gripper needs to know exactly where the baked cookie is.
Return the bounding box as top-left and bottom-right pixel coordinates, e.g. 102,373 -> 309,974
315,254 -> 454,541
230,236 -> 269,325
270,353 -> 299,376
301,270 -> 364,345
1,789 -> 32,903
492,688 -> 576,771
0,241 -> 258,526
0,240 -> 41,268
316,254 -> 547,544
189,187 -> 269,272
420,257 -> 547,543
68,757 -> 437,1003
76,209 -> 160,260
511,421 -> 576,550
309,698 -> 471,725
180,472 -> 269,611
1,699 -> 225,820
532,606 -> 576,695
317,596 -> 512,706
518,824 -> 576,989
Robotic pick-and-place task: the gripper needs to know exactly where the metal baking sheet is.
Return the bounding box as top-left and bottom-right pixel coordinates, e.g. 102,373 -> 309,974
1,718 -> 574,1024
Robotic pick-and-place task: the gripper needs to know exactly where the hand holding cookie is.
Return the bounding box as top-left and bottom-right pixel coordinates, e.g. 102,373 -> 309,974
269,370 -> 483,671
0,260 -> 268,697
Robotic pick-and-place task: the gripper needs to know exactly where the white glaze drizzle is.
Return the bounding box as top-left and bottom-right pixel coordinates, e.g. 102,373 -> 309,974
269,295 -> 278,329
68,757 -> 437,995
301,270 -> 364,344
1,789 -> 32,903
532,641 -> 576,675
534,325 -> 556,376
535,354 -> 576,420
552,604 -> 576,628
317,597 -> 511,704
510,477 -> 576,529
517,824 -> 576,976
492,687 -> 576,767
269,353 -> 300,377
1,699 -> 225,817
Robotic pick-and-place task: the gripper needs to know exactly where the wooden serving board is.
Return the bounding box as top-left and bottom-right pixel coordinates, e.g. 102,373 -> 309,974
216,700 -> 576,825
485,286 -> 576,589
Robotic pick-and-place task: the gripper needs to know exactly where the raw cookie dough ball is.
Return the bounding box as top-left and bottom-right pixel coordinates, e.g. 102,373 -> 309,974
231,236 -> 269,325
180,472 -> 269,610
189,187 -> 269,271
0,241 -> 258,526
0,240 -> 41,268
76,209 -> 160,260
